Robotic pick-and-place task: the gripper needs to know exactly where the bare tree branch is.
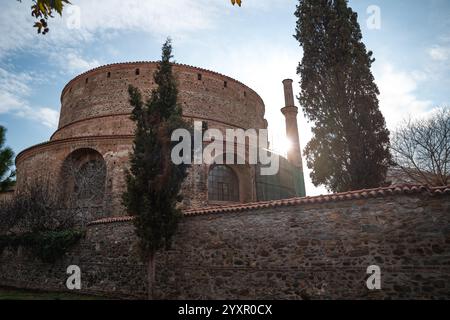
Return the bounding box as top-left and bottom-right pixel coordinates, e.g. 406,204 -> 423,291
390,107 -> 450,186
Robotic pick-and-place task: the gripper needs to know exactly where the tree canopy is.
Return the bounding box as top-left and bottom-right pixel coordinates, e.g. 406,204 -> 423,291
123,39 -> 191,299
0,126 -> 15,192
295,0 -> 391,193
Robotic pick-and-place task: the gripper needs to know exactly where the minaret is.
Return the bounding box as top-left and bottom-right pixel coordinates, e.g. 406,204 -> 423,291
281,79 -> 302,169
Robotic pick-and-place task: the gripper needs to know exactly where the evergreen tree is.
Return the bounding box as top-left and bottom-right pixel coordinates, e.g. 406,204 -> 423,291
295,0 -> 391,193
123,39 -> 190,299
0,126 -> 15,192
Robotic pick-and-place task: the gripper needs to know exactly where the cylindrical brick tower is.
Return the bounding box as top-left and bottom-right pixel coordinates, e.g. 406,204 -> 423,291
281,79 -> 302,169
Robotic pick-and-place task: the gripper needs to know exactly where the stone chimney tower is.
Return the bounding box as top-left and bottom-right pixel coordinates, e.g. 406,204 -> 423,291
281,79 -> 302,168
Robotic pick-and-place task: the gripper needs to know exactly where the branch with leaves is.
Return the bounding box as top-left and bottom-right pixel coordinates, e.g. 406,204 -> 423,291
18,0 -> 70,34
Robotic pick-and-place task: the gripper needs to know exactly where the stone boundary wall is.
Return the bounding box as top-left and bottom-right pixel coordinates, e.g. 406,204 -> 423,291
1,190 -> 449,299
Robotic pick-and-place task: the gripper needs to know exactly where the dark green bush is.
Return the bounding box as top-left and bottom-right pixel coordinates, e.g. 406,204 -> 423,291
0,229 -> 84,263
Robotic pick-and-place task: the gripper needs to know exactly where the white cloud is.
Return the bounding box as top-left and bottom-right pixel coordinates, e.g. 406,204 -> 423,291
238,0 -> 291,11
375,63 -> 433,129
0,67 -> 59,128
58,51 -> 101,74
27,107 -> 59,129
0,0 -> 219,58
72,0 -> 215,35
0,1 -> 34,57
428,46 -> 450,61
0,68 -> 32,113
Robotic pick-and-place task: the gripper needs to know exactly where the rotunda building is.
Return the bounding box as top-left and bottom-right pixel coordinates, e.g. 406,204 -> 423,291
15,62 -> 305,221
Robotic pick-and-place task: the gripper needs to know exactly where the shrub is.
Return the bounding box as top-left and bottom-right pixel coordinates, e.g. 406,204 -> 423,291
0,180 -> 82,262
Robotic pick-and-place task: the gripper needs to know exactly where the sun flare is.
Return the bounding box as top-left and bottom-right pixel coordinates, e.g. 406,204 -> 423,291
272,136 -> 292,157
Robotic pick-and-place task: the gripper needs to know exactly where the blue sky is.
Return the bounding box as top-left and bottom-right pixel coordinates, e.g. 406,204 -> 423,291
0,0 -> 449,195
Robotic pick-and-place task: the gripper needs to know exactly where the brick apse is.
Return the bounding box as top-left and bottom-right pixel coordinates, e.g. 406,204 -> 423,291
1,185 -> 449,299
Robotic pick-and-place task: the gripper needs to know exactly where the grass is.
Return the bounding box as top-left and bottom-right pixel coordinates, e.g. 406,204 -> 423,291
0,286 -> 107,300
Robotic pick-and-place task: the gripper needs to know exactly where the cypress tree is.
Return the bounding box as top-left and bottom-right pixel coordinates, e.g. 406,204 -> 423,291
0,126 -> 15,192
295,0 -> 391,193
123,39 -> 190,299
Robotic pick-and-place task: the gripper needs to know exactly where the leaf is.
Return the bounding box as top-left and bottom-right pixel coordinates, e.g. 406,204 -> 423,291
28,0 -> 70,35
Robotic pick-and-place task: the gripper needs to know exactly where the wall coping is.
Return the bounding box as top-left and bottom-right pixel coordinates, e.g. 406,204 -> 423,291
88,184 -> 450,225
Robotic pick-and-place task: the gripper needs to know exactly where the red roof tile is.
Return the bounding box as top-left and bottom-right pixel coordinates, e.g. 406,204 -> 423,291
88,184 -> 450,225
89,216 -> 134,225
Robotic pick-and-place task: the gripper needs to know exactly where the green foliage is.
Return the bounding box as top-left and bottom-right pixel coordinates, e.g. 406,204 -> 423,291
295,0 -> 391,193
0,126 -> 15,192
18,0 -> 71,34
123,39 -> 191,259
0,229 -> 84,263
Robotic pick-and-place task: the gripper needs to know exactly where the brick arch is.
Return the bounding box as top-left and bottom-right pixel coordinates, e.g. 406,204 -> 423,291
60,148 -> 107,223
206,152 -> 256,204
207,165 -> 240,203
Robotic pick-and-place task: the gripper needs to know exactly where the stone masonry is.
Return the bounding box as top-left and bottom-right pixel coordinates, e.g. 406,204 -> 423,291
1,185 -> 449,299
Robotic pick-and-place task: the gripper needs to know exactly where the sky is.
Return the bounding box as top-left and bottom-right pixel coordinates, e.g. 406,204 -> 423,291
0,0 -> 449,196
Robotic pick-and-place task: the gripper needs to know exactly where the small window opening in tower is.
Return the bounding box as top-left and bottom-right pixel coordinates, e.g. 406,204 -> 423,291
107,72 -> 111,78
244,91 -> 247,97
224,81 -> 228,88
85,78 -> 89,84
198,73 -> 202,81
135,68 -> 140,75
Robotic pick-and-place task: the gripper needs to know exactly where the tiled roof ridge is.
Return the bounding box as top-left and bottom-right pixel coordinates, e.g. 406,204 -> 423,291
88,184 -> 450,226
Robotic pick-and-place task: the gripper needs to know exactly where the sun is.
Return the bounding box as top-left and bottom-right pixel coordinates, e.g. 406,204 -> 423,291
271,136 -> 292,157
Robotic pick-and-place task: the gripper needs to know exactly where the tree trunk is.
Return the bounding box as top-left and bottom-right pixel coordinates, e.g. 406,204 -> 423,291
147,254 -> 156,300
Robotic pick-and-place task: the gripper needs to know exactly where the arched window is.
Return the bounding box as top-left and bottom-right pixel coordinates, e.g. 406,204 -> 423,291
208,165 -> 239,202
61,148 -> 106,207
73,159 -> 106,202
